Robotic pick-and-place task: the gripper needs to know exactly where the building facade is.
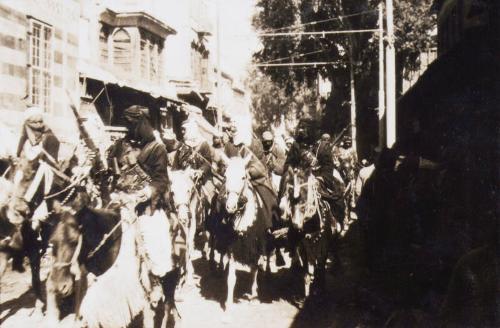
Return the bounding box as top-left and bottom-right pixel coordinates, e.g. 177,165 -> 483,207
0,0 -> 81,142
0,0 -> 249,147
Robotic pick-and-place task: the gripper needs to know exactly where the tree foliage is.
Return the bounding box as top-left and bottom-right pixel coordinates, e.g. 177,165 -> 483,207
251,0 -> 436,154
246,69 -> 318,134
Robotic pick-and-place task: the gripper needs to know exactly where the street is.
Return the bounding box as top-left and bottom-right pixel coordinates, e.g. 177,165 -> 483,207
0,223 -> 396,328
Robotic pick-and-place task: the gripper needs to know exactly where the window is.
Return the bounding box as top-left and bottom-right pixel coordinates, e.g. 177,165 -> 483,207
28,19 -> 52,112
140,37 -> 148,79
191,41 -> 210,90
112,29 -> 131,71
149,41 -> 157,81
139,30 -> 163,83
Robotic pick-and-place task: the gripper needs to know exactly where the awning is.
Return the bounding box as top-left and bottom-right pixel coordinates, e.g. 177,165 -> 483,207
78,61 -> 180,102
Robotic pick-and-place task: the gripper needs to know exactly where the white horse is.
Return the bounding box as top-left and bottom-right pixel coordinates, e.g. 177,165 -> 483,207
223,155 -> 267,313
169,167 -> 206,286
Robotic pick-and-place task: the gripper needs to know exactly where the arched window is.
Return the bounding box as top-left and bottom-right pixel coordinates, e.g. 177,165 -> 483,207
112,29 -> 131,71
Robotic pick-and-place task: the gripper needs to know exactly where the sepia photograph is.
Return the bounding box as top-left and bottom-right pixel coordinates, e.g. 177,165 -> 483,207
0,0 -> 497,327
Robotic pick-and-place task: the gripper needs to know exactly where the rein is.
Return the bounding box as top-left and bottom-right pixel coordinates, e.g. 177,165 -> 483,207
52,233 -> 83,280
86,217 -> 125,260
290,171 -> 323,226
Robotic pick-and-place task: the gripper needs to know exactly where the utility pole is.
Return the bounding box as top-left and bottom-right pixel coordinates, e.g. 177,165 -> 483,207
378,2 -> 385,150
215,0 -> 223,130
349,54 -> 357,156
385,0 -> 396,147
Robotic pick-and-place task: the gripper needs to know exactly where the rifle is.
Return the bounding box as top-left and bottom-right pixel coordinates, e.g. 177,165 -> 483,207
66,90 -> 107,171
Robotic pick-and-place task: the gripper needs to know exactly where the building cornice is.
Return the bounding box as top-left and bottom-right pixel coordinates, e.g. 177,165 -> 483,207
100,9 -> 177,38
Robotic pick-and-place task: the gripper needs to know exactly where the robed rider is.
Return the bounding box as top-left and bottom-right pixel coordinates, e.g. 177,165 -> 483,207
223,125 -> 279,233
108,105 -> 171,214
261,131 -> 286,177
171,120 -> 213,185
279,118 -> 346,223
171,119 -> 217,207
17,107 -> 60,163
7,108 -> 61,272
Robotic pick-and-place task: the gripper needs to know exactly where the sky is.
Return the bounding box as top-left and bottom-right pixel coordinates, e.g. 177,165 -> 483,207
216,0 -> 260,82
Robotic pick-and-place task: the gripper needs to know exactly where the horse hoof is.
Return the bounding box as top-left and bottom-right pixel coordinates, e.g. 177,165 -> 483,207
242,293 -> 258,302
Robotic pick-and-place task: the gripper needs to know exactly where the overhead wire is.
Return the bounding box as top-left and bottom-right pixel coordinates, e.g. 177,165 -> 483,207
259,9 -> 377,34
257,48 -> 329,65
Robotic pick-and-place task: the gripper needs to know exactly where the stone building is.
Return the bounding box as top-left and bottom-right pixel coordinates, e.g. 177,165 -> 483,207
0,0 -> 81,143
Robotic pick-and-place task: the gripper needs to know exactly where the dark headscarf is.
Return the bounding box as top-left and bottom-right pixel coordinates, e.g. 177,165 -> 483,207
123,105 -> 155,146
294,118 -> 318,146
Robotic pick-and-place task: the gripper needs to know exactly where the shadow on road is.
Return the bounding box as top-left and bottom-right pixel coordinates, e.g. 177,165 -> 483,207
0,289 -> 37,323
193,255 -> 307,309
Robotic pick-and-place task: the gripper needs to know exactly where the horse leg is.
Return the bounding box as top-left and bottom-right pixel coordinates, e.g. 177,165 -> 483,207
0,251 -> 10,278
304,261 -> 314,298
208,233 -> 216,271
45,278 -> 60,325
28,247 -> 44,309
266,250 -> 272,274
249,264 -> 259,300
225,254 -> 236,310
143,305 -> 156,328
202,231 -> 210,261
185,224 -> 195,286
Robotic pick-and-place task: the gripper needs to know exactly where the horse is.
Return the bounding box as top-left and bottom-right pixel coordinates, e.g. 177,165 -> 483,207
58,137 -> 180,327
169,167 -> 207,286
280,166 -> 341,297
46,196 -> 180,327
0,153 -> 80,307
219,155 -> 270,312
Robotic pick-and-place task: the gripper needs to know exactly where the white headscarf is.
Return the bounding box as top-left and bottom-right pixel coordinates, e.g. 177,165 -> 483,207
182,119 -> 203,147
24,106 -> 44,122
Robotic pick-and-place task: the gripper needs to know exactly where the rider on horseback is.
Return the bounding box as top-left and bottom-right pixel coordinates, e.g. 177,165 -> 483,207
107,105 -> 175,310
6,107 -> 61,272
223,122 -> 279,234
172,120 -> 214,191
279,118 -> 346,225
16,107 -> 60,163
113,105 -> 171,215
261,131 -> 286,178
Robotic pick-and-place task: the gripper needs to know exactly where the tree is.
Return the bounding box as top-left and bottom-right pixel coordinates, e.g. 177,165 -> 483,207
245,68 -> 318,135
252,0 -> 436,156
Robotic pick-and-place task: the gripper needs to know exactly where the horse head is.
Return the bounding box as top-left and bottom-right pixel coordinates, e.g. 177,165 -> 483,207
169,167 -> 200,225
48,200 -> 82,297
286,167 -> 317,230
224,155 -> 252,214
5,156 -> 40,224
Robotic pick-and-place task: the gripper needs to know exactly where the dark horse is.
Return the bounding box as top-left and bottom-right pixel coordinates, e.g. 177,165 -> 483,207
0,155 -> 78,306
45,137 -> 181,326
45,201 -> 122,323
280,166 -> 343,297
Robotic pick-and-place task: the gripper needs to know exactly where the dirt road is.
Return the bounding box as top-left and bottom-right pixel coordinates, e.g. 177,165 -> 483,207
1,225 -> 387,328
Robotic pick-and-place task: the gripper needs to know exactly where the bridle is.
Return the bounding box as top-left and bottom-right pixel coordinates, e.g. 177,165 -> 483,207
286,169 -> 321,226
52,231 -> 83,281
51,206 -> 125,281
225,173 -> 251,230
